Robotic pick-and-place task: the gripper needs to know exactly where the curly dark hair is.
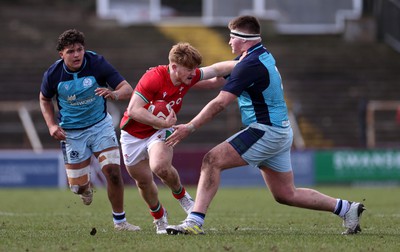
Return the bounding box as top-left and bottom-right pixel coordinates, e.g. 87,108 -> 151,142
56,29 -> 85,51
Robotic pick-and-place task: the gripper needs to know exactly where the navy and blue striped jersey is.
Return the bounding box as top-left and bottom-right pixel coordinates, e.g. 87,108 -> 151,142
222,43 -> 290,128
40,51 -> 124,130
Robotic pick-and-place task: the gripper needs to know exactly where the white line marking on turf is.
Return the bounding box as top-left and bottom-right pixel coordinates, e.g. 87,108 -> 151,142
0,211 -> 91,217
208,227 -> 271,231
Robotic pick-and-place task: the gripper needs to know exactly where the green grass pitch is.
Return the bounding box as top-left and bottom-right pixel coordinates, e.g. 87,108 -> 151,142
1,186 -> 399,252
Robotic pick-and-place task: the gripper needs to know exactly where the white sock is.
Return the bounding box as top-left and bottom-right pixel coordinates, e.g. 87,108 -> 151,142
334,199 -> 350,217
187,213 -> 205,226
113,211 -> 127,224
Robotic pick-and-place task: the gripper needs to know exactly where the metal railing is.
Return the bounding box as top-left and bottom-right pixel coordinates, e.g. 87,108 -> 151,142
366,100 -> 400,148
376,0 -> 400,52
0,101 -> 121,152
0,101 -> 43,153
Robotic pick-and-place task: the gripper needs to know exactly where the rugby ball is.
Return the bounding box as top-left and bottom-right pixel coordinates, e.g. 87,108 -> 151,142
148,100 -> 172,119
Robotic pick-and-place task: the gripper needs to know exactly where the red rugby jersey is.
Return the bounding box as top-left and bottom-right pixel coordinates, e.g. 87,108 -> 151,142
120,65 -> 201,138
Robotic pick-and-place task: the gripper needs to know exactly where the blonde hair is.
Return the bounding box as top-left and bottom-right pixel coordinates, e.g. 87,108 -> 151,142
168,42 -> 202,69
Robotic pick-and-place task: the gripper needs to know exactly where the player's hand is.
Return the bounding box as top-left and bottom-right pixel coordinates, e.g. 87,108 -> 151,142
49,125 -> 66,141
164,109 -> 177,128
95,87 -> 118,100
165,123 -> 191,147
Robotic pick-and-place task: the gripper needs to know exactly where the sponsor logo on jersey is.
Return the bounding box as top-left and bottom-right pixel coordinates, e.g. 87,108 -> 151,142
83,78 -> 93,88
67,94 -> 76,101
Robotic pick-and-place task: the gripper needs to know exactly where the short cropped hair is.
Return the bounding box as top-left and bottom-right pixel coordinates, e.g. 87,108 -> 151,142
56,29 -> 85,51
168,42 -> 202,69
228,15 -> 261,34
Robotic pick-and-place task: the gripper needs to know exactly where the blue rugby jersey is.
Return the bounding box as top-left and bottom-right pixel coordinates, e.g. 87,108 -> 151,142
40,51 -> 124,130
222,43 -> 290,128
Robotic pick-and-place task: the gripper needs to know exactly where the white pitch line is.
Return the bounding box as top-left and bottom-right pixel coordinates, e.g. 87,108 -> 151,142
0,211 -> 91,217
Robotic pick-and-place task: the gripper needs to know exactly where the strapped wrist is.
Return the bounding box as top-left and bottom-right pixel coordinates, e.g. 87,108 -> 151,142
113,91 -> 119,101
186,123 -> 196,133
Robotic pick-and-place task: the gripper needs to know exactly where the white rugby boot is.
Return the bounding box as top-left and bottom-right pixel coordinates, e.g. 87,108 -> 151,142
114,221 -> 141,231
342,202 -> 366,235
166,219 -> 204,235
153,210 -> 168,234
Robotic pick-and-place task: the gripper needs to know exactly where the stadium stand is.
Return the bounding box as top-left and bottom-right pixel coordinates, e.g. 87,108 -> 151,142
0,0 -> 399,150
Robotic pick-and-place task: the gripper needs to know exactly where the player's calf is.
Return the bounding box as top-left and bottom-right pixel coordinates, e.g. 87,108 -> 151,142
66,165 -> 93,205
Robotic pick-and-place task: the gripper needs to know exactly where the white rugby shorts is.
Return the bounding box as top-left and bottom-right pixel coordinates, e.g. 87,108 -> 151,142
120,128 -> 173,166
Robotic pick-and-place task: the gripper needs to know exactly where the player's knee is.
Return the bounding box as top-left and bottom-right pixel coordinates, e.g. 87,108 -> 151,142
98,149 -> 120,170
273,193 -> 294,206
152,164 -> 170,179
274,195 -> 288,205
98,149 -> 122,182
202,151 -> 219,169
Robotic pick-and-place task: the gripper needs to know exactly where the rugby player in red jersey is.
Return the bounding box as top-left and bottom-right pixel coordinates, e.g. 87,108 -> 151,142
119,42 -> 237,234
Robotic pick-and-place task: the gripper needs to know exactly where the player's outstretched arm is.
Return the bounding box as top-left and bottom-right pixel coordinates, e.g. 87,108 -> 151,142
201,60 -> 238,80
165,123 -> 194,147
193,77 -> 227,90
166,91 -> 236,147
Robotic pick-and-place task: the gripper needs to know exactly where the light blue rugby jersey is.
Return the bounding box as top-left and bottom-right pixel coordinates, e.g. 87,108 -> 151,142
222,43 -> 290,128
40,51 -> 124,130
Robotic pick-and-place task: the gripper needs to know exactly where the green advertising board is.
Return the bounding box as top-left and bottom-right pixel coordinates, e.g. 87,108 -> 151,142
315,150 -> 400,183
